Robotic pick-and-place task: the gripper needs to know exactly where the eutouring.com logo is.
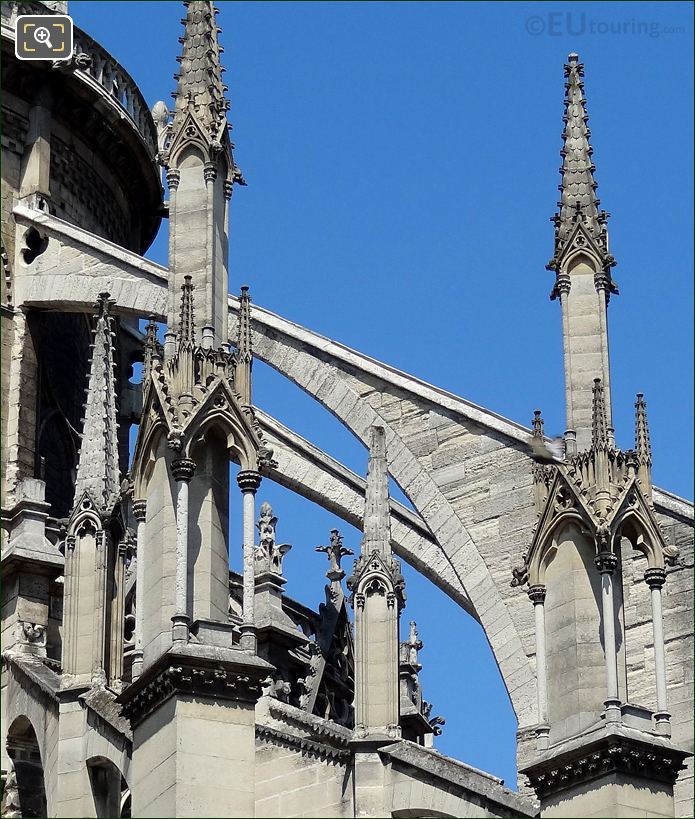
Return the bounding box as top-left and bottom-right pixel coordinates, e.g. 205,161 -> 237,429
525,12 -> 685,38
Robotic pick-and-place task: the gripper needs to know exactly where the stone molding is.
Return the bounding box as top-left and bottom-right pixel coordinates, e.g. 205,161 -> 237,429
256,724 -> 350,762
523,732 -> 690,799
237,469 -> 261,493
171,458 -> 196,483
118,648 -> 269,727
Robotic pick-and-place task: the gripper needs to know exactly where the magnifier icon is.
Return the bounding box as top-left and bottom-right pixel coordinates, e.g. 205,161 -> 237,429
34,26 -> 52,49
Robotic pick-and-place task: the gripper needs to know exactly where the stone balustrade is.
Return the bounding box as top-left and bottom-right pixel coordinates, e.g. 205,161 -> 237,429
1,0 -> 158,157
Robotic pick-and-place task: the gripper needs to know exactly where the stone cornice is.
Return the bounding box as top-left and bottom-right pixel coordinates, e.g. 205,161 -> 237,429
521,729 -> 690,799
256,724 -> 350,762
117,644 -> 272,727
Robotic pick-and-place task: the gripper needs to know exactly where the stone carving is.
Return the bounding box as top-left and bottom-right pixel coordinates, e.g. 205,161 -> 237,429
0,764 -> 21,819
316,529 -> 354,584
526,736 -> 687,799
255,502 -> 291,575
16,620 -> 46,649
515,385 -> 674,590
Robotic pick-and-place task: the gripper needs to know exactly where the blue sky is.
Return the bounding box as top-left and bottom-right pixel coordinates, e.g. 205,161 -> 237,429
73,1 -> 693,786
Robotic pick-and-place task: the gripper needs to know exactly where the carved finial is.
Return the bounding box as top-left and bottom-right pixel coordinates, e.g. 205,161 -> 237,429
591,378 -> 608,447
635,393 -> 652,467
363,425 -> 391,555
316,529 -> 354,582
404,620 -> 423,667
172,1 -> 228,135
548,53 -> 617,286
532,410 -> 545,438
72,292 -> 121,515
178,275 -> 195,344
255,501 -> 291,575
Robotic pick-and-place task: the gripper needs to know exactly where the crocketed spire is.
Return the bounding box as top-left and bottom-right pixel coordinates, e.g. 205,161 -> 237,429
172,1 -> 229,135
635,393 -> 652,467
73,293 -> 121,515
591,378 -> 608,448
178,275 -> 196,345
548,54 -> 616,282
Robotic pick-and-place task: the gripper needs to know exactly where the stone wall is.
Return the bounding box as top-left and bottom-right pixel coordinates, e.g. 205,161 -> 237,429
255,736 -> 351,817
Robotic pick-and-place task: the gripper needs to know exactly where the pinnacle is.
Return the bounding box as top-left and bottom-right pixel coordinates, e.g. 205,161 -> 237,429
172,0 -> 229,134
635,393 -> 652,465
548,53 -> 616,278
362,425 -> 391,556
591,378 -> 608,448
72,292 -> 121,517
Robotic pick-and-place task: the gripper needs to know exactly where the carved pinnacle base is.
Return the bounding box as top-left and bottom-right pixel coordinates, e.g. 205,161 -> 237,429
536,724 -> 550,751
239,624 -> 257,654
131,650 -> 144,681
654,711 -> 672,737
604,697 -> 622,723
171,614 -> 190,644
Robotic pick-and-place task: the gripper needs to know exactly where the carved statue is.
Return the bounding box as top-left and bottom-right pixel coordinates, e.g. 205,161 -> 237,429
255,502 -> 291,575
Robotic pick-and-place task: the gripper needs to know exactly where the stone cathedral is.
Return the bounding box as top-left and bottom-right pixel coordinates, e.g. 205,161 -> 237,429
0,1 -> 692,817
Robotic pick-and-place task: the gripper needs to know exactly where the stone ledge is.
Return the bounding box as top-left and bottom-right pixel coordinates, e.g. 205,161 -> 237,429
258,697 -> 352,748
4,654 -> 61,703
381,739 -> 537,816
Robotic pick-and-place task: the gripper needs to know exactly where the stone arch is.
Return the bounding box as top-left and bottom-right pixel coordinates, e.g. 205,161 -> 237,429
4,667 -> 60,817
233,310 -> 537,726
86,755 -> 129,818
5,715 -> 47,818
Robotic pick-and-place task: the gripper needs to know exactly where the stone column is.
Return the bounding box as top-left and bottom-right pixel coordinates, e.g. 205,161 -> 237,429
91,530 -> 108,686
528,584 -> 549,748
237,469 -> 261,652
202,161 -> 217,349
594,275 -> 614,445
132,499 -> 147,680
645,567 -> 671,736
164,168 -> 180,362
556,276 -> 577,457
171,459 -> 195,643
595,551 -> 621,722
109,538 -> 128,691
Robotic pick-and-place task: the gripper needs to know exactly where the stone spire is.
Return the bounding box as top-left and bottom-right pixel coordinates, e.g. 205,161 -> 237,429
362,424 -> 391,556
548,54 -> 617,455
348,426 -> 405,743
548,53 -> 616,283
591,378 -> 608,448
635,393 -> 652,467
178,275 -> 196,345
172,1 -> 229,137
235,285 -> 252,405
142,315 -> 159,381
73,293 -> 120,515
162,1 -> 244,352
635,393 -> 653,499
